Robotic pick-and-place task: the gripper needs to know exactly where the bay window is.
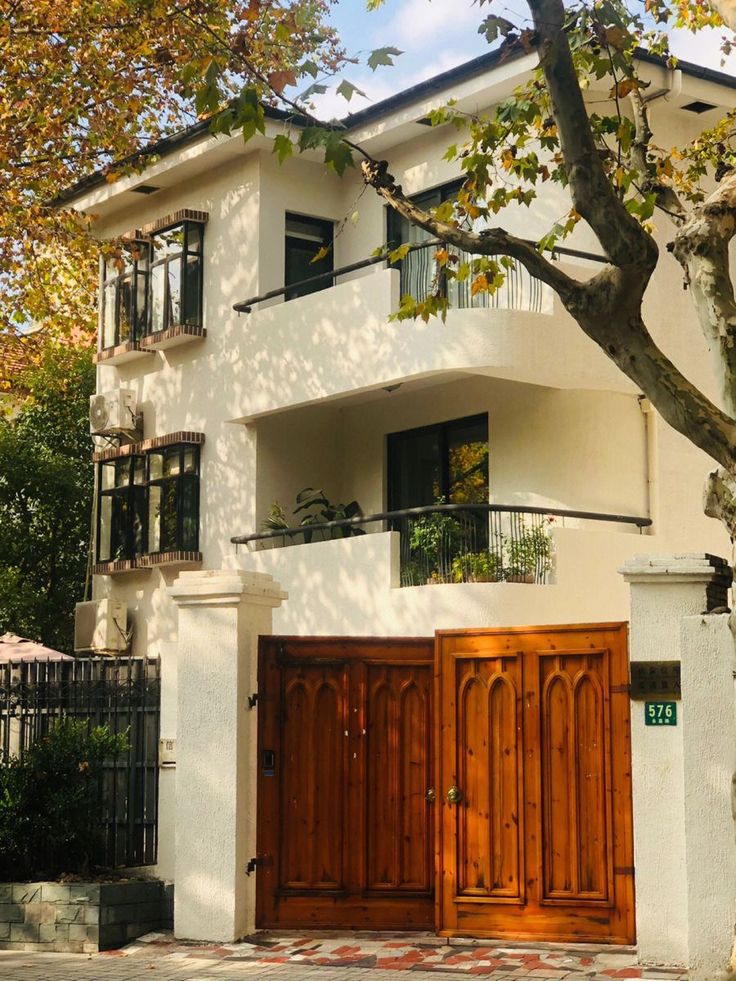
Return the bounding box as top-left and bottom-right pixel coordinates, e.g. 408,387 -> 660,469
148,222 -> 203,335
100,243 -> 150,349
95,439 -> 201,567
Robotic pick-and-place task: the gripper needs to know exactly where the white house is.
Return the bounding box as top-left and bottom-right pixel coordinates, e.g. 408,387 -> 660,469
66,48 -> 736,975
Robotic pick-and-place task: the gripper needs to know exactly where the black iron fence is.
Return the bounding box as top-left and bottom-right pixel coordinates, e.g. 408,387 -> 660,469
0,656 -> 160,868
233,502 -> 651,587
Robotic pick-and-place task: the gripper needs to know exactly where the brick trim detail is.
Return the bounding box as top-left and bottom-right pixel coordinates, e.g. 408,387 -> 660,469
138,209 -> 208,236
93,341 -> 149,364
138,325 -> 207,349
93,431 -> 205,463
94,552 -> 202,576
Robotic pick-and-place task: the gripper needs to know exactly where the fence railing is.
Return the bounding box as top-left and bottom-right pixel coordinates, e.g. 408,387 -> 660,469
233,503 -> 651,587
399,248 -> 549,313
0,656 -> 160,868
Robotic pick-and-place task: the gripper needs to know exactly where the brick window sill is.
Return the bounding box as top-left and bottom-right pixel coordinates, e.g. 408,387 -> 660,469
93,342 -> 155,367
93,552 -> 202,576
138,325 -> 206,352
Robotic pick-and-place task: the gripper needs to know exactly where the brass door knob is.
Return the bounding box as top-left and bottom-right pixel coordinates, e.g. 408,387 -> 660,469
425,787 -> 436,803
446,785 -> 463,804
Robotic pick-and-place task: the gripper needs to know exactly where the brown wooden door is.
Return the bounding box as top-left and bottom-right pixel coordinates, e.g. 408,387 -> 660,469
436,623 -> 635,944
257,636 -> 435,930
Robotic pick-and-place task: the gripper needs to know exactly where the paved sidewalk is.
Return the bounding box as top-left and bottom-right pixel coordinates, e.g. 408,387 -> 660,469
0,932 -> 687,981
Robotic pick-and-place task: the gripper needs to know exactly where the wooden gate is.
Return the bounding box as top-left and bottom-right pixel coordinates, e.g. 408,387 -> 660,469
257,624 -> 634,943
256,636 -> 435,930
436,623 -> 635,944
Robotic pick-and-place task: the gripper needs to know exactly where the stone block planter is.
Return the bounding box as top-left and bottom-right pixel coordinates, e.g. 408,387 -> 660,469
0,879 -> 166,953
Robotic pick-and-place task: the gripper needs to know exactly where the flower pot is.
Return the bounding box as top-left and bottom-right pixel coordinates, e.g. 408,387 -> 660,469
506,572 -> 535,584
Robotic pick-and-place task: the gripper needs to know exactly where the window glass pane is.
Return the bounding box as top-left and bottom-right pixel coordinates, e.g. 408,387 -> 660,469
182,254 -> 201,325
114,459 -> 131,487
110,493 -> 130,560
183,447 -> 198,474
148,485 -> 161,553
163,447 -> 181,477
181,478 -> 198,550
99,496 -> 112,561
285,214 -> 333,301
118,274 -> 133,342
186,222 -> 203,254
167,258 -> 182,326
159,481 -> 179,551
135,267 -> 148,336
133,458 -> 146,485
100,461 -> 116,491
148,452 -> 163,481
102,282 -> 117,348
132,486 -> 146,556
388,430 -> 442,510
153,226 -> 185,260
448,419 -> 489,504
150,264 -> 165,333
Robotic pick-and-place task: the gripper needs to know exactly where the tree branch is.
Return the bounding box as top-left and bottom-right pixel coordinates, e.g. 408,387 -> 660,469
628,88 -> 687,224
361,159 -> 583,302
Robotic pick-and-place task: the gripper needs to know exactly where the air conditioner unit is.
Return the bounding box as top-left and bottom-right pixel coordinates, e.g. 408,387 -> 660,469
74,599 -> 128,654
89,389 -> 138,435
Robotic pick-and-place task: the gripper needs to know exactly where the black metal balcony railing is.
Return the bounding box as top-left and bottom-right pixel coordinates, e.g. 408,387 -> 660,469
232,503 -> 651,587
400,248 -> 547,313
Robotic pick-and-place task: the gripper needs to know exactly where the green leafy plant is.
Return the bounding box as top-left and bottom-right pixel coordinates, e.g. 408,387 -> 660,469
0,718 -> 128,879
408,503 -> 464,582
262,487 -> 365,543
452,549 -> 503,583
505,520 -> 554,582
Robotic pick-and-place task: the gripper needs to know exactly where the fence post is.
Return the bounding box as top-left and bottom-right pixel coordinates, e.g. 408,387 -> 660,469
620,554 -> 734,976
168,569 -> 286,943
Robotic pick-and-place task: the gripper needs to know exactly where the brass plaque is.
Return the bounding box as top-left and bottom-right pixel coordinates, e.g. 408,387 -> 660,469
630,661 -> 681,700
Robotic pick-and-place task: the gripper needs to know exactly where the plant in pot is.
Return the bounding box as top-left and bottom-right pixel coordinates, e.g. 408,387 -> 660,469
408,502 -> 464,583
262,488 -> 365,544
505,519 -> 553,583
451,549 -> 503,583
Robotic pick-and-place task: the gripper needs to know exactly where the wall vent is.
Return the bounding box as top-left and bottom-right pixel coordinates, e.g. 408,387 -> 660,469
682,100 -> 717,114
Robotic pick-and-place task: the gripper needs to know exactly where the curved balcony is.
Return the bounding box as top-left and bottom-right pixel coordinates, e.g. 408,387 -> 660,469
233,503 -> 651,588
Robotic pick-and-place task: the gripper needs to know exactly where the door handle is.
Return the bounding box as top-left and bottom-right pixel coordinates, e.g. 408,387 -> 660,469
446,785 -> 463,804
425,787 -> 436,803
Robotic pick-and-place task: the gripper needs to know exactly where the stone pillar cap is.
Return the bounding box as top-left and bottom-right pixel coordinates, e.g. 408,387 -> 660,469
168,568 -> 287,607
619,553 -> 732,584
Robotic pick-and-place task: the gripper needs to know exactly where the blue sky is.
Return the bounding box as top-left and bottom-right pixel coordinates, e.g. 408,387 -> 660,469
314,0 -> 733,117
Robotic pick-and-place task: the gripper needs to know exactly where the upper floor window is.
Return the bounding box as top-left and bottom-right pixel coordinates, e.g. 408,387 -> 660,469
149,222 -> 203,334
100,242 -> 150,349
285,214 -> 333,301
99,217 -> 204,350
96,440 -> 200,565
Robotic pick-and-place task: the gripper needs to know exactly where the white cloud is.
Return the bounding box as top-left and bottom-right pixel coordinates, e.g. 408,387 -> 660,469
668,25 -> 736,73
384,0 -> 481,47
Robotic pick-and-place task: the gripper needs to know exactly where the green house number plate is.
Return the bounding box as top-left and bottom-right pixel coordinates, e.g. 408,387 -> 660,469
645,701 -> 677,726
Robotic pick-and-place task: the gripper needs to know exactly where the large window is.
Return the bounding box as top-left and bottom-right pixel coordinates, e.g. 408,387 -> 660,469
96,442 -> 200,564
149,222 -> 203,334
285,214 -> 334,301
387,414 -> 489,511
99,219 -> 204,349
100,243 -> 150,349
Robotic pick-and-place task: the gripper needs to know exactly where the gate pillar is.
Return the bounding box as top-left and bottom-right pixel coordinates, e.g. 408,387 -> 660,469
620,554 -> 734,978
168,569 -> 287,943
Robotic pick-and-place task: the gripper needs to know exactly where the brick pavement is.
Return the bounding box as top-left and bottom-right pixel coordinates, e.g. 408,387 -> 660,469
0,931 -> 688,981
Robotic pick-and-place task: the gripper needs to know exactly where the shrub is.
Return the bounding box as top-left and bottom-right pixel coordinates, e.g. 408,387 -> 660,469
0,718 -> 128,879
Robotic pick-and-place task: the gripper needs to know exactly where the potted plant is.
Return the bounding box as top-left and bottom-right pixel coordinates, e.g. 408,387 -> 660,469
408,503 -> 464,583
262,488 -> 365,543
505,519 -> 553,583
451,549 -> 503,583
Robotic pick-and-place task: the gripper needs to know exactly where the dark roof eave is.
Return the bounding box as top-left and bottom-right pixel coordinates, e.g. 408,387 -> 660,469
56,46 -> 736,208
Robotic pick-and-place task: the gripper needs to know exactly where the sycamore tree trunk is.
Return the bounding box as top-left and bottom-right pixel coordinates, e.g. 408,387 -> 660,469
361,0 -> 736,559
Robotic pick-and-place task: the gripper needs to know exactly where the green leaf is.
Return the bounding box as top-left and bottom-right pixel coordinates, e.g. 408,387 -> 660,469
367,46 -> 403,71
323,132 -> 354,175
272,134 -> 294,164
336,79 -> 367,102
478,15 -> 515,43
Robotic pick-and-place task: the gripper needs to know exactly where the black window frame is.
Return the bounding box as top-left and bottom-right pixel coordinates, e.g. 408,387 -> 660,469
99,241 -> 151,349
386,178 -> 463,254
146,220 -> 204,336
96,443 -> 200,563
284,213 -> 334,302
387,412 -> 489,512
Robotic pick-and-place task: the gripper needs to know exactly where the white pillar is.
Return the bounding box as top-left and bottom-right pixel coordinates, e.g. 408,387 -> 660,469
620,554 -> 732,973
168,569 -> 286,943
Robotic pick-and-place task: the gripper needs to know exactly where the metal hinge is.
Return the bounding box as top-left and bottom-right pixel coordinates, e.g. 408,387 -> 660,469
245,855 -> 271,876
247,692 -> 259,710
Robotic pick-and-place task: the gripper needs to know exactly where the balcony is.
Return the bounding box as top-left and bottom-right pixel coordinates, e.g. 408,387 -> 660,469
234,503 -> 650,588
